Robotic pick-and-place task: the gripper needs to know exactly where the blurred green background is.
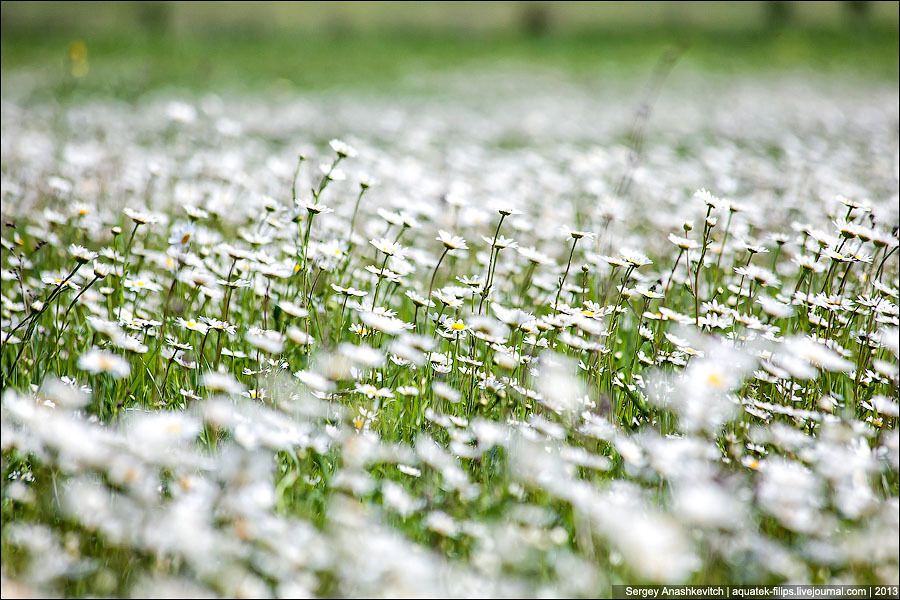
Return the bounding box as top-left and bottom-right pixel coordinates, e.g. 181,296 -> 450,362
2,1 -> 898,99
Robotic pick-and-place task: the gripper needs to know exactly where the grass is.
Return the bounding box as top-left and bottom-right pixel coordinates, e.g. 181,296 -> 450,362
1,26 -> 898,101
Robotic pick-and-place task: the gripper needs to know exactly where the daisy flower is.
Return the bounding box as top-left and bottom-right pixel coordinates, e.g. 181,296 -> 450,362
436,230 -> 468,252
77,348 -> 131,378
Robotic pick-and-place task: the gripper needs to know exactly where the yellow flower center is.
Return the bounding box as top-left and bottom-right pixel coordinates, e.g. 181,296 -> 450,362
705,372 -> 725,388
451,322 -> 466,331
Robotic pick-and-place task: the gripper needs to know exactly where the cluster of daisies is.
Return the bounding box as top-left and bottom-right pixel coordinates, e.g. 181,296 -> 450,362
1,75 -> 898,597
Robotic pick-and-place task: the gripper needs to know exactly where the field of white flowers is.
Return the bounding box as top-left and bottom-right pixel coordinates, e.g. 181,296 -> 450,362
1,69 -> 899,597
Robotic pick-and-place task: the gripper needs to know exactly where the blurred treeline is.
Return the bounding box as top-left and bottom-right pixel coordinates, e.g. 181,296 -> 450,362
2,1 -> 897,36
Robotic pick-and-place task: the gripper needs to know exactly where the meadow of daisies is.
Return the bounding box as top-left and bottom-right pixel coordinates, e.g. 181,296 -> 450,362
1,69 -> 898,597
